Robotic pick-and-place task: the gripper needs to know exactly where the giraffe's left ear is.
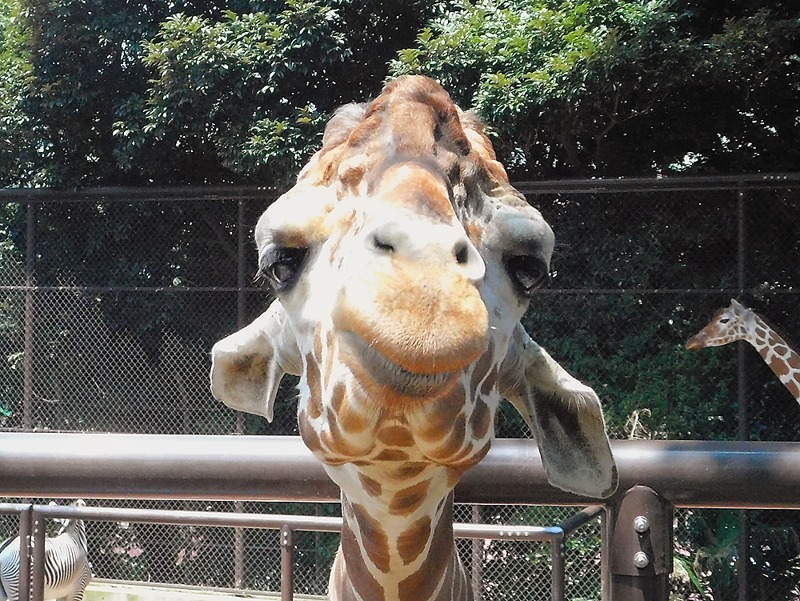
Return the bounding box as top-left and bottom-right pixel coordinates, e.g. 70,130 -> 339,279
500,325 -> 618,499
210,300 -> 302,422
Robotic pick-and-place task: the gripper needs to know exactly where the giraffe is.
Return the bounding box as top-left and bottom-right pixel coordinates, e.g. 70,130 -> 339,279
210,75 -> 617,601
686,298 -> 800,405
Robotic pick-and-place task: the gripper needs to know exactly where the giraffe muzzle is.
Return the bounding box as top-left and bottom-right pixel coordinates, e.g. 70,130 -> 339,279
333,263 -> 490,378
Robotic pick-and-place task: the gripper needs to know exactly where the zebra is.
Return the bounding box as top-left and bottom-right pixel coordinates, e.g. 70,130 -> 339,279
0,500 -> 92,601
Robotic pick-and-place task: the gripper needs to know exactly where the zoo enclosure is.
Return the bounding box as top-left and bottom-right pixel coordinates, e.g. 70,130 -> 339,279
1,174 -> 799,599
2,433 -> 800,601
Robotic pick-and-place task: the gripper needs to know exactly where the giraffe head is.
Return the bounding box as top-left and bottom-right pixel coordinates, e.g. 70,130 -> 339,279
211,75 -> 615,499
686,298 -> 752,350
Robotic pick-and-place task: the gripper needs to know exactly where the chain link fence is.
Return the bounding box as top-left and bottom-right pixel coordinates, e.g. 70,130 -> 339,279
1,176 -> 799,599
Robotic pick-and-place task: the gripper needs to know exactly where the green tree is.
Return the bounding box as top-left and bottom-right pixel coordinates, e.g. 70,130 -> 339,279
0,0 -> 36,186
391,0 -> 800,179
0,0 -> 442,187
114,0 -> 444,186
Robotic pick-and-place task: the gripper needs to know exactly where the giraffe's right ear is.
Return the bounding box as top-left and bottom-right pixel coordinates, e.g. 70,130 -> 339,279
210,300 -> 302,422
500,324 -> 618,499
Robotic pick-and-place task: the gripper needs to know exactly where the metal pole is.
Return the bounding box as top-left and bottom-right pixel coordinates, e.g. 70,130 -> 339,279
470,505 -> 483,600
606,486 -> 673,601
280,525 -> 294,601
551,535 -> 566,601
22,202 -> 34,430
17,505 -> 32,601
236,196 -> 247,435
30,509 -> 46,601
234,197 -> 247,589
736,187 -> 749,601
601,510 -> 611,601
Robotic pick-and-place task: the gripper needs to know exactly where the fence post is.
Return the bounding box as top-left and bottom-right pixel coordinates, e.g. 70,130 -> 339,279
470,505 -> 483,600
606,485 -> 672,601
551,534 -> 566,601
281,525 -> 294,601
736,185 -> 750,601
17,505 -> 32,601
30,507 -> 46,601
234,197 -> 247,589
22,202 -> 35,431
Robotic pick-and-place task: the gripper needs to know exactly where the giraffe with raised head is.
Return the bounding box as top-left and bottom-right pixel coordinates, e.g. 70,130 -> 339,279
210,75 -> 617,601
686,298 -> 800,405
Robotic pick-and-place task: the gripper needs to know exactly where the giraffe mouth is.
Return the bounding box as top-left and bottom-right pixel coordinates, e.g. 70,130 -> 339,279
341,332 -> 458,397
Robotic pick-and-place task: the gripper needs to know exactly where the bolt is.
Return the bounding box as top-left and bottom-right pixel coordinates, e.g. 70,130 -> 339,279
633,515 -> 650,533
633,551 -> 650,569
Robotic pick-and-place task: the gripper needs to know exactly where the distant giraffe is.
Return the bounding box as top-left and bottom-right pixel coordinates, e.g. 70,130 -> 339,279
211,75 -> 617,601
686,298 -> 800,405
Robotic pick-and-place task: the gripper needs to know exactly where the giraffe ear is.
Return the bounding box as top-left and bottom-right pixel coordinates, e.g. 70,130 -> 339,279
210,300 -> 302,422
730,298 -> 747,314
500,325 -> 618,499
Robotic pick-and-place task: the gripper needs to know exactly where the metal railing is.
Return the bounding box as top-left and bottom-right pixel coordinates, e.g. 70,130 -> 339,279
1,502 -> 603,601
3,434 -> 800,508
2,433 -> 800,600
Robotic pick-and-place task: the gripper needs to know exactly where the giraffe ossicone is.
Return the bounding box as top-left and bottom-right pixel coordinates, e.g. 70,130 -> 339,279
211,75 -> 617,601
687,298 -> 800,404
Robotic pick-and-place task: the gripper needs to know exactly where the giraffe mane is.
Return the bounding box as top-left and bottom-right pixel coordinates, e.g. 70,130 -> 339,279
297,75 -> 527,217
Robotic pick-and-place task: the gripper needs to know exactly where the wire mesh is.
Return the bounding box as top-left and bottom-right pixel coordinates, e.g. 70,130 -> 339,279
1,179 -> 799,599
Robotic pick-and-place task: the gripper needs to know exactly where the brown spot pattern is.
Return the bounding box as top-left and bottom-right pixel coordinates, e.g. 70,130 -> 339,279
351,503 -> 391,573
786,378 -> 800,399
397,516 -> 432,565
469,398 -> 491,440
377,425 -> 415,447
332,385 -> 369,433
390,479 -> 431,515
770,356 -> 790,377
430,413 -> 466,461
788,353 -> 800,370
480,366 -> 500,397
398,498 -> 455,601
340,518 -> 386,601
419,388 -> 466,442
374,449 -> 410,462
358,473 -> 383,498
321,410 -> 370,459
469,343 -> 495,394
393,462 -> 428,481
305,354 -> 323,419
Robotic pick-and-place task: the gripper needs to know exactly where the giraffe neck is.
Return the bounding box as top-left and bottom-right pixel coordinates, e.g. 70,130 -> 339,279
744,313 -> 800,403
298,332 -> 500,601
329,470 -> 472,601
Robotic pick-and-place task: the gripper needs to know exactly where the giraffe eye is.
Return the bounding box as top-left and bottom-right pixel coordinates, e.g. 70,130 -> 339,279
258,246 -> 308,292
504,254 -> 549,297
719,316 -> 731,324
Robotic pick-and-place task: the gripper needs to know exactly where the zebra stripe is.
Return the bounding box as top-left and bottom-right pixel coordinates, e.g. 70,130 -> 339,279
0,502 -> 92,601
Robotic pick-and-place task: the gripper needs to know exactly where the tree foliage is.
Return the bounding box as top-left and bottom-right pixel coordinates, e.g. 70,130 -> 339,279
391,0 -> 800,178
1,0 -> 797,185
0,0 -> 441,187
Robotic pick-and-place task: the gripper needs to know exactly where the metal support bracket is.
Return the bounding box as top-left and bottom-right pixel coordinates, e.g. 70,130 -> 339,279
606,485 -> 673,601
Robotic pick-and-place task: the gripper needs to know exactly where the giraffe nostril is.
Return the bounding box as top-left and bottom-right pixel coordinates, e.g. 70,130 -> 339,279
372,234 -> 395,254
454,242 -> 469,265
